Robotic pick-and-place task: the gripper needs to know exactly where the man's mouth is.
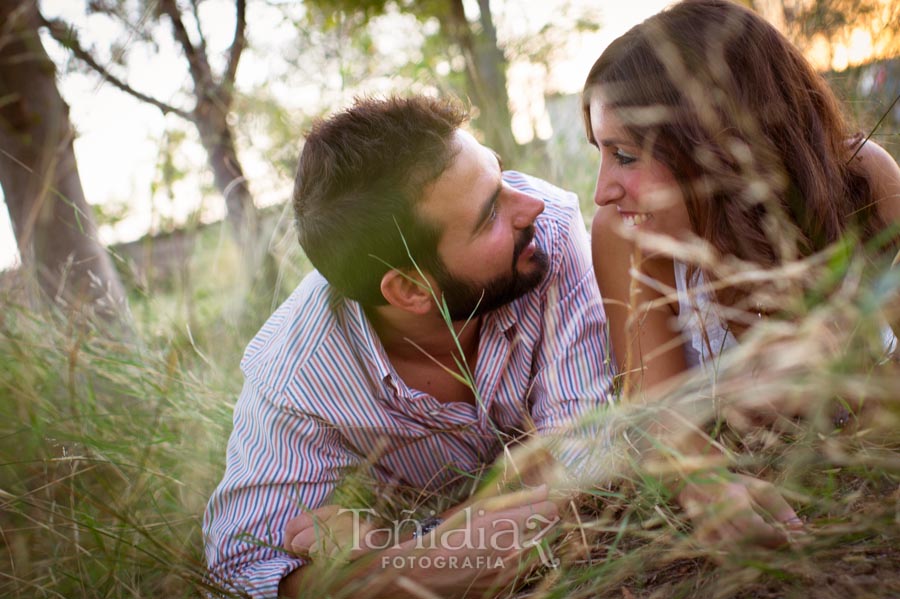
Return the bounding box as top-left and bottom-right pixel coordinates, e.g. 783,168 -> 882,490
513,227 -> 536,266
518,241 -> 536,261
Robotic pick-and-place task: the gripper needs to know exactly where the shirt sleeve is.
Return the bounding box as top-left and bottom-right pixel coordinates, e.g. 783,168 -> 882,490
203,378 -> 360,598
528,191 -> 616,477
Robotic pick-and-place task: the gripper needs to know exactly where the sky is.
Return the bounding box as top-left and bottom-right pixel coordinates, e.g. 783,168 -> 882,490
0,0 -> 676,270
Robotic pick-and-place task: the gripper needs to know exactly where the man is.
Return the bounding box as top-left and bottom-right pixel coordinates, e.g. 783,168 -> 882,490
203,96 -> 613,598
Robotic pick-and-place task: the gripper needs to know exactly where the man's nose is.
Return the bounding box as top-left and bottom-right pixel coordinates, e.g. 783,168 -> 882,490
511,190 -> 545,229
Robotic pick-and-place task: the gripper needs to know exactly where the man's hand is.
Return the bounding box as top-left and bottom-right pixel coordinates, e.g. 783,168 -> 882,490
676,472 -> 804,549
284,504 -> 385,562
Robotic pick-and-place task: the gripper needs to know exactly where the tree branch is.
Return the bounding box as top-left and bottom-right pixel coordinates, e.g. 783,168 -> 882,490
40,15 -> 192,121
189,0 -> 209,57
221,0 -> 246,101
157,0 -> 214,94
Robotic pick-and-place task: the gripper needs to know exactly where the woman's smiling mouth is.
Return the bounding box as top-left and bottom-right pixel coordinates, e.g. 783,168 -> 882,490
619,211 -> 652,227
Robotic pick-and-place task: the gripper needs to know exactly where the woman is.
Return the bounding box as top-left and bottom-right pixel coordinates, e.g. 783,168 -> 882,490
583,0 -> 900,546
584,0 -> 900,399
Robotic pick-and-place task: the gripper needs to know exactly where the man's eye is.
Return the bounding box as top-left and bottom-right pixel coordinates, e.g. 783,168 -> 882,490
614,150 -> 637,165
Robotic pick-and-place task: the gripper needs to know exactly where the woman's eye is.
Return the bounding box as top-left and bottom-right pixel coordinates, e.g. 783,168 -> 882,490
614,150 -> 637,165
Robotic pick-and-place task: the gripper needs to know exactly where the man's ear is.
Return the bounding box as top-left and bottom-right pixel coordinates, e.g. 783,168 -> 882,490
379,269 -> 435,315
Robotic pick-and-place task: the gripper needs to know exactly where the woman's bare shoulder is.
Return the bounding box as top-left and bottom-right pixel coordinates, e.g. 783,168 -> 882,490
851,140 -> 900,224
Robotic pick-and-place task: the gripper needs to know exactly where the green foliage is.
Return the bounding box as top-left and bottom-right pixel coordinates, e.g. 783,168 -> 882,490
0,301 -> 237,597
91,196 -> 133,229
0,205 -> 310,597
233,88 -> 314,179
502,2 -> 603,71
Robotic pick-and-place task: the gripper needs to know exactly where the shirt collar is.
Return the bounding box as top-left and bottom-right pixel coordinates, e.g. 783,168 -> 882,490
487,302 -> 517,334
342,299 -> 398,387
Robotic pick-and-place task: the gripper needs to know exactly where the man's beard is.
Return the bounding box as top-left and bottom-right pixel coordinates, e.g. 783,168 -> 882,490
431,225 -> 549,322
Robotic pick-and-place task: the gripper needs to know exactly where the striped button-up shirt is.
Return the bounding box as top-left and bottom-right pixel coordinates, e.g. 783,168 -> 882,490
204,172 -> 614,598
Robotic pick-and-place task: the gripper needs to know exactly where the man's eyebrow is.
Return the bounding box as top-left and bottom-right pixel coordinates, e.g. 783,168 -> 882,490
472,153 -> 504,235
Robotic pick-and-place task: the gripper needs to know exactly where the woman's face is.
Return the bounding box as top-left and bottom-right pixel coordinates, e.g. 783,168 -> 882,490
588,93 -> 692,240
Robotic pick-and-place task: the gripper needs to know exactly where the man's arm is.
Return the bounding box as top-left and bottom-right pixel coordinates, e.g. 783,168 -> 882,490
203,379 -> 359,599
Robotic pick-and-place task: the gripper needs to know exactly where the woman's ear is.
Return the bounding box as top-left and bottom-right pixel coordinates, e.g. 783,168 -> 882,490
379,269 -> 435,315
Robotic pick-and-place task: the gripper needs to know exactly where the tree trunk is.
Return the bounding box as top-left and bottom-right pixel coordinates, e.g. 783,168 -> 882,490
193,96 -> 259,248
193,95 -> 278,315
0,0 -> 128,324
473,0 -> 515,155
444,0 -> 517,159
156,0 -> 261,253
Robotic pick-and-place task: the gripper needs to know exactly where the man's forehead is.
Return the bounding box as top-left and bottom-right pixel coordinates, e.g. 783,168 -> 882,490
419,132 -> 498,212
455,129 -> 501,162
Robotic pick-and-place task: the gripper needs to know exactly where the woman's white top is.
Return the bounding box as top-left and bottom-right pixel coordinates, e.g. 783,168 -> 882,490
673,260 -> 896,370
673,260 -> 738,370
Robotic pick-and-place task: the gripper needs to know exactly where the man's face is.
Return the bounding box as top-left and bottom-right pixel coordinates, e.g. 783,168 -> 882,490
417,130 -> 549,321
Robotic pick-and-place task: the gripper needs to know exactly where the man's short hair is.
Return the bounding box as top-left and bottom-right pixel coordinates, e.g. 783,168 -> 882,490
293,96 -> 469,305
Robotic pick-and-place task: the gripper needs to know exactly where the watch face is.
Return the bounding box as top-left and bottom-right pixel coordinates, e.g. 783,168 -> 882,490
413,516 -> 443,538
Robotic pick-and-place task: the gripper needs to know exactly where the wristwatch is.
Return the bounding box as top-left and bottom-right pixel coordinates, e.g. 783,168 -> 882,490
412,516 -> 443,538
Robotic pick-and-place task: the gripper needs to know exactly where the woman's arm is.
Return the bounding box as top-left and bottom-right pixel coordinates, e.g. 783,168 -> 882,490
592,206 -> 804,547
853,140 -> 900,337
591,205 -> 687,399
855,140 -> 900,225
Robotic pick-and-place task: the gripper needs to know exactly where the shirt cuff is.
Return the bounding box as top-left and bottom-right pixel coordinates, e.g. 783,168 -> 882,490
210,556 -> 307,599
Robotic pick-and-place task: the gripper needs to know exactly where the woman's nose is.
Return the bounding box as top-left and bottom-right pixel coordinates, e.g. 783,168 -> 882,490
594,167 -> 623,207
